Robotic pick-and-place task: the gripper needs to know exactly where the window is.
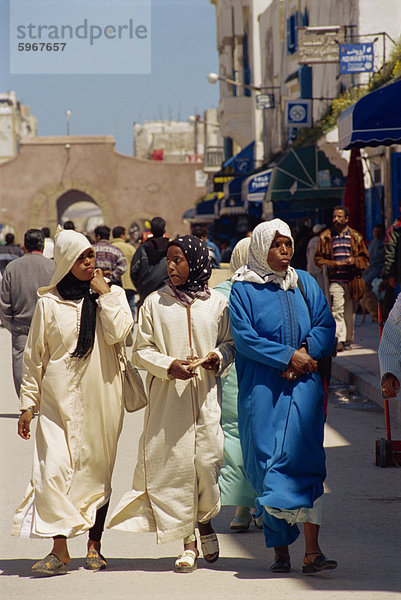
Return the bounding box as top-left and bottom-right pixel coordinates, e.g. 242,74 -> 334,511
243,33 -> 251,97
287,12 -> 298,54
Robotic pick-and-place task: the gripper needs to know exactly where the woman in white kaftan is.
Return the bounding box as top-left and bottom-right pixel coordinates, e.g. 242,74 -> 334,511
108,234 -> 234,573
13,226 -> 133,576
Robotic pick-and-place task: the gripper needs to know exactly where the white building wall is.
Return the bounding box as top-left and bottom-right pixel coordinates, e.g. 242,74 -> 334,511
0,91 -> 36,163
259,0 -> 401,159
133,120 -> 205,162
210,0 -> 272,165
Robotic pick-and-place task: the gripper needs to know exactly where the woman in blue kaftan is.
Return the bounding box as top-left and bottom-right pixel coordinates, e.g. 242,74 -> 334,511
229,219 -> 337,574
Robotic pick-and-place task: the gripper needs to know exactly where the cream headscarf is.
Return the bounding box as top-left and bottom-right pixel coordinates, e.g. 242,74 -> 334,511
38,225 -> 93,296
232,219 -> 298,290
229,237 -> 250,274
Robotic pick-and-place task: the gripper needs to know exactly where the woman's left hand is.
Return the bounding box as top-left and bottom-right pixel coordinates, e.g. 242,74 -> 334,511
201,352 -> 220,373
90,268 -> 110,295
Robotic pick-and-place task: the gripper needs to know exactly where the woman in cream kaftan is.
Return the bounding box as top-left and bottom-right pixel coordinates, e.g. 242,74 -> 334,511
13,227 -> 133,576
108,235 -> 234,572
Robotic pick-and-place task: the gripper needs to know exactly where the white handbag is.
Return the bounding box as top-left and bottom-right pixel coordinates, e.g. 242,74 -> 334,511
116,342 -> 147,412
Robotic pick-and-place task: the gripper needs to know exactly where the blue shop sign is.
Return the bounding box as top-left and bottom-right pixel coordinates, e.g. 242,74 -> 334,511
243,169 -> 273,202
340,43 -> 374,74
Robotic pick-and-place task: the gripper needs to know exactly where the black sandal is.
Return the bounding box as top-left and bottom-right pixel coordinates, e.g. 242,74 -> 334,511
302,552 -> 337,574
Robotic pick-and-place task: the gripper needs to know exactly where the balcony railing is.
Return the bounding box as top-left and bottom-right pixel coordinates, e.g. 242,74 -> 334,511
203,146 -> 225,172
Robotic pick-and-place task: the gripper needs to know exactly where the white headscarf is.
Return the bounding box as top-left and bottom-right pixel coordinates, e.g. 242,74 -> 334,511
38,225 -> 93,296
229,237 -> 250,274
232,219 -> 298,290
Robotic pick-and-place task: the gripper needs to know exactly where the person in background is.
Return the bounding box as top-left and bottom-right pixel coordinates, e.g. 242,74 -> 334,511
63,220 -> 75,230
93,225 -> 127,285
314,206 -> 369,352
306,224 -> 326,290
381,201 -> 401,320
192,225 -> 220,268
41,227 -> 54,259
361,224 -> 385,323
13,227 -> 133,576
108,235 -> 234,573
292,224 -> 312,271
111,226 -> 136,323
0,232 -> 23,275
229,219 -> 336,574
215,238 -> 262,532
0,229 -> 55,395
130,216 -> 169,309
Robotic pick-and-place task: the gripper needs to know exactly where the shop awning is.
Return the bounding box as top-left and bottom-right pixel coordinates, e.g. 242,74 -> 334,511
242,168 -> 273,202
194,192 -> 223,222
222,141 -> 255,175
266,145 -> 345,204
219,196 -> 248,216
338,79 -> 401,150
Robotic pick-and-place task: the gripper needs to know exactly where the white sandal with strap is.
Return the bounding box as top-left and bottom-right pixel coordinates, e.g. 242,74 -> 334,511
174,549 -> 198,573
200,533 -> 219,563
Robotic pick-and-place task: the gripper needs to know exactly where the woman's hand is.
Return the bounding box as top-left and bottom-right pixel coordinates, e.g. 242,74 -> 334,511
168,359 -> 197,380
382,373 -> 400,398
90,268 -> 110,295
18,410 -> 33,440
289,349 -> 318,375
201,352 -> 220,373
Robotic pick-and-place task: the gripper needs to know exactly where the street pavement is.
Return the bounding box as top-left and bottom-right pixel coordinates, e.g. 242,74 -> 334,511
1,319 -> 401,600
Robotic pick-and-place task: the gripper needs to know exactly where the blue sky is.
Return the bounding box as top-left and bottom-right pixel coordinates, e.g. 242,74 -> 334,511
1,0 -> 219,155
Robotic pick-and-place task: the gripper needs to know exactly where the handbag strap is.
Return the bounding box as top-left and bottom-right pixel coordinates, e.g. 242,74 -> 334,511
115,341 -> 128,373
186,305 -> 196,360
297,278 -> 312,326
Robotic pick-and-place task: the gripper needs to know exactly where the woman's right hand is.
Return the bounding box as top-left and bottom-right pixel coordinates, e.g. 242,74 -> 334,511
289,349 -> 318,375
18,410 -> 33,440
168,359 -> 197,380
382,373 -> 400,398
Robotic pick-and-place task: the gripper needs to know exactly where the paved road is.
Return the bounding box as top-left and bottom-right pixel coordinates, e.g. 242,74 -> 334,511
1,327 -> 400,599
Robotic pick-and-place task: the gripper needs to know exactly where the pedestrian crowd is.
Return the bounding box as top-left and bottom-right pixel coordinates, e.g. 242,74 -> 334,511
8,204 -> 401,580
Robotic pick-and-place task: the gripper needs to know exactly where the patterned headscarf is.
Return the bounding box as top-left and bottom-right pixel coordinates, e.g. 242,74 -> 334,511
167,235 -> 212,305
229,237 -> 250,274
232,219 -> 298,290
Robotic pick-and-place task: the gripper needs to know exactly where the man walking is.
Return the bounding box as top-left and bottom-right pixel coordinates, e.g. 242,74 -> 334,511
0,229 -> 55,395
111,225 -> 136,320
315,206 -> 369,351
0,233 -> 23,275
93,225 -> 127,285
130,217 -> 169,309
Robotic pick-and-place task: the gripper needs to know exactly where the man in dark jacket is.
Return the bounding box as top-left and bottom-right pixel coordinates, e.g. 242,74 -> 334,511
0,233 -> 23,275
314,206 -> 369,351
130,217 -> 169,308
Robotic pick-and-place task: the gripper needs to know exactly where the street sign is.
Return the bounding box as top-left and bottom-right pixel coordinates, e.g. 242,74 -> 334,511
256,94 -> 275,109
340,43 -> 374,74
284,99 -> 312,128
298,27 -> 345,65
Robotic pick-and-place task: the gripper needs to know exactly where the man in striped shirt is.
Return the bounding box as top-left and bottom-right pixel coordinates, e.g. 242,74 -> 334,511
314,206 -> 369,352
93,225 -> 127,285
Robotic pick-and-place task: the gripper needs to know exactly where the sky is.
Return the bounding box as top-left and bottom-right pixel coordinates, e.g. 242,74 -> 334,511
0,0 -> 220,156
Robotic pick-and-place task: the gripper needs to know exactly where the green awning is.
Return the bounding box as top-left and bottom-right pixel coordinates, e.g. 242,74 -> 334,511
266,145 -> 345,204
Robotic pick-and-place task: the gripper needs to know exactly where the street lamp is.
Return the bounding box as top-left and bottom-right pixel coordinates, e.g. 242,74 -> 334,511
188,114 -> 202,158
65,109 -> 71,136
207,72 -> 263,92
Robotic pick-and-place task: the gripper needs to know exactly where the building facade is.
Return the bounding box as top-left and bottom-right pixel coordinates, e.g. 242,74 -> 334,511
0,91 -> 37,163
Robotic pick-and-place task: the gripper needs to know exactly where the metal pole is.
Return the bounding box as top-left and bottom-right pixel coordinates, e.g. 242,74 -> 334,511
263,108 -> 268,161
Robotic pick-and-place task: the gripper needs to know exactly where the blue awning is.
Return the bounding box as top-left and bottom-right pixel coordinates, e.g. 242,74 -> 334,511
338,79 -> 401,150
222,141 -> 255,175
242,168 -> 273,202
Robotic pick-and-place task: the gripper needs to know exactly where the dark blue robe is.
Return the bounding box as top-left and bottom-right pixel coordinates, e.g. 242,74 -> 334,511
229,270 -> 335,547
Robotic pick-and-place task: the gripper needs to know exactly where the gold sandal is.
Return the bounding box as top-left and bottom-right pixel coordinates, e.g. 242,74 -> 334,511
174,549 -> 198,573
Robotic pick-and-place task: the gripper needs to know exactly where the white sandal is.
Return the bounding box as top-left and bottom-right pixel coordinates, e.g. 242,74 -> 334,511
200,533 -> 219,563
174,549 -> 198,573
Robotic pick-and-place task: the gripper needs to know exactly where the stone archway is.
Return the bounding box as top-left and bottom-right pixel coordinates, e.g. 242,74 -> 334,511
29,180 -> 112,234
